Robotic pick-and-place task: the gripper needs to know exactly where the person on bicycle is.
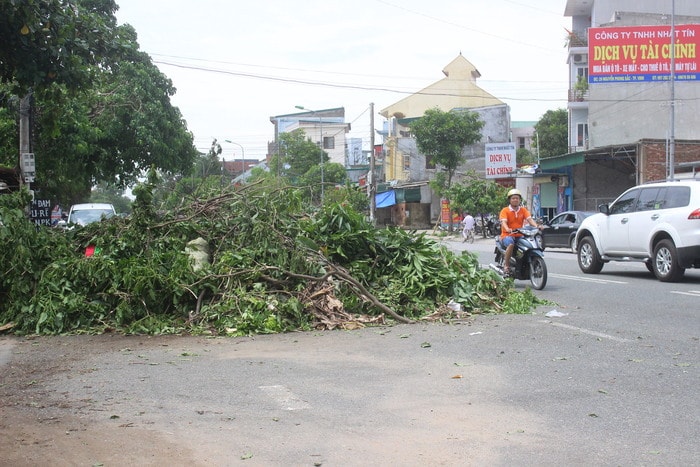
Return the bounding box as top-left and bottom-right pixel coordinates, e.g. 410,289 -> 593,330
499,189 -> 541,275
461,212 -> 475,242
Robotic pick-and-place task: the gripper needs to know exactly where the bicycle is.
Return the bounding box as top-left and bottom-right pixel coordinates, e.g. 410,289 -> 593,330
462,228 -> 475,244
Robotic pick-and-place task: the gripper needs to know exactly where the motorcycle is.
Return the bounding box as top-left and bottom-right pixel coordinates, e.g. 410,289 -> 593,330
487,217 -> 501,237
475,215 -> 501,238
489,227 -> 548,290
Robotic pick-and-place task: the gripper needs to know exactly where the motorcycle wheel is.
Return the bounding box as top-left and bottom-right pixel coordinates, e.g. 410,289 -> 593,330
529,256 -> 547,290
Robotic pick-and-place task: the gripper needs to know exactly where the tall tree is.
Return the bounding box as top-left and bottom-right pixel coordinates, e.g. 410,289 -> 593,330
534,108 -> 568,158
269,130 -> 347,204
0,2 -> 197,204
446,170 -> 508,237
277,129 -> 327,181
410,108 -> 484,191
0,0 -> 121,95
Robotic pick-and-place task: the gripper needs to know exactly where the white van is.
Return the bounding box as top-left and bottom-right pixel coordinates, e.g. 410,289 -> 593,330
65,203 -> 116,227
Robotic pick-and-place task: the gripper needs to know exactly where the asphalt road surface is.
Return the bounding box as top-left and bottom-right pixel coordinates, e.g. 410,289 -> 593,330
1,233 -> 697,466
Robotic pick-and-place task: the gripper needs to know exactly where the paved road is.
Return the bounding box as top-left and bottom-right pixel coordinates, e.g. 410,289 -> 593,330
1,233 -> 698,466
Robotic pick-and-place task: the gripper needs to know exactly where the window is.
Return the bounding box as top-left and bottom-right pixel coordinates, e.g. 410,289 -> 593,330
322,136 -> 334,150
517,136 -> 526,149
664,187 -> 690,208
636,188 -> 661,211
550,214 -> 566,226
577,123 -> 588,148
610,189 -> 638,215
577,66 -> 589,82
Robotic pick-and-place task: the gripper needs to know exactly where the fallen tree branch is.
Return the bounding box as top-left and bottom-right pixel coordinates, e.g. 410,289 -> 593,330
260,265 -> 414,324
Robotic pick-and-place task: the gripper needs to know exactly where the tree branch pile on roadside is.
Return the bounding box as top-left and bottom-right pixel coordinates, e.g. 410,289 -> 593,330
0,175 -> 541,336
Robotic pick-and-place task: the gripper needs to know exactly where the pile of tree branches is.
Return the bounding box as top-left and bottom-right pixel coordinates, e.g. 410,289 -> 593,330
0,177 -> 541,336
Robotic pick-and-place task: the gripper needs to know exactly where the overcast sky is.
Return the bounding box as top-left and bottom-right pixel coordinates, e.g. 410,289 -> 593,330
115,0 -> 571,161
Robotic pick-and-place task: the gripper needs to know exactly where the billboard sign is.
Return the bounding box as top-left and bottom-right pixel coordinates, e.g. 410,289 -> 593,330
588,25 -> 700,83
485,142 -> 516,179
30,199 -> 52,227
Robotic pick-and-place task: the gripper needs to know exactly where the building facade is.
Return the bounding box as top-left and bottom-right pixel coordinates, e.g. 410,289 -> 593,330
269,107 -> 350,167
378,54 -> 512,226
555,0 -> 700,211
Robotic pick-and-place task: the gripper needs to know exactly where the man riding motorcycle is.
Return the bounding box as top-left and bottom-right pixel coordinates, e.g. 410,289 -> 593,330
499,189 -> 542,276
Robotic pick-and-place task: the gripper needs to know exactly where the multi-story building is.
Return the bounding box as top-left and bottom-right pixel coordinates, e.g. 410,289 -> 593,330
269,107 -> 350,167
543,0 -> 700,212
378,54 -> 512,227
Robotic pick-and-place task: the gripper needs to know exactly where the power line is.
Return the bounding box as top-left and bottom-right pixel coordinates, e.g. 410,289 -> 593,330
154,59 -> 567,103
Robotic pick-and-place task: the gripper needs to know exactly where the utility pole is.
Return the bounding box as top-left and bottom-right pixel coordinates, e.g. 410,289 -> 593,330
669,0 -> 676,180
369,102 -> 376,225
19,92 -> 34,194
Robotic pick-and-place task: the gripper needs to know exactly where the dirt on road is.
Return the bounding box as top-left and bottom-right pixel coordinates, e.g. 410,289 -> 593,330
3,327 -> 537,467
1,335 -> 200,466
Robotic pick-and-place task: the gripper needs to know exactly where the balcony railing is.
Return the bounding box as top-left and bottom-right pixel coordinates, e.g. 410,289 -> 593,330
567,29 -> 588,48
568,89 -> 589,102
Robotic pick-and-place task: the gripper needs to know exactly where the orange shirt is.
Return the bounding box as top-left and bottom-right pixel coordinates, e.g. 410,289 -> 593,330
499,205 -> 532,239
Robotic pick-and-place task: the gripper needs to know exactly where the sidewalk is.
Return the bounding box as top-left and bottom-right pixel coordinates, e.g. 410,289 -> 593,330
418,229 -> 496,244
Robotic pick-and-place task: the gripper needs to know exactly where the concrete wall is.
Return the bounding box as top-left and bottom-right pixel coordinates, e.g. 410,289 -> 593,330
452,105 -> 511,178
589,81 -> 700,147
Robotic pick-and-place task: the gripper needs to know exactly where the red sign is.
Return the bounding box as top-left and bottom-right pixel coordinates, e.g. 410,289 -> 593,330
588,25 -> 700,83
440,199 -> 460,227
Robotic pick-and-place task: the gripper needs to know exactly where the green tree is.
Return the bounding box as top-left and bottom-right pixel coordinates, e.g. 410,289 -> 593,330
300,162 -> 347,204
90,182 -> 132,214
271,129 -> 349,204
410,108 -> 484,191
517,147 -> 537,165
446,171 -> 508,238
0,6 -> 198,205
200,139 -> 223,179
323,183 -> 369,214
0,0 -> 121,95
534,109 -> 568,158
278,129 -> 327,181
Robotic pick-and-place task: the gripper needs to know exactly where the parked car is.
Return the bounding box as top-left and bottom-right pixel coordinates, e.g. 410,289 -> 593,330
575,179 -> 700,282
60,203 -> 116,228
540,210 -> 596,253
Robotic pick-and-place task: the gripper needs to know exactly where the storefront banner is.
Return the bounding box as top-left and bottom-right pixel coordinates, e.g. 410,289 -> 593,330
485,142 -> 516,179
588,24 -> 700,83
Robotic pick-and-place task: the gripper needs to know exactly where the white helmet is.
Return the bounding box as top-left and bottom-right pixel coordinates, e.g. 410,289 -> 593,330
507,188 -> 522,200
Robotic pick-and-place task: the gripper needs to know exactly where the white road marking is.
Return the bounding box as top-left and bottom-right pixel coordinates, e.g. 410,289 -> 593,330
550,273 -> 628,284
479,266 -> 628,284
259,385 -> 310,410
670,290 -> 700,297
542,321 -> 633,343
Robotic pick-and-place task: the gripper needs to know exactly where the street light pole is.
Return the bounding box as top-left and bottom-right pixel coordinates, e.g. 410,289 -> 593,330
295,105 -> 324,201
225,139 -> 245,178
